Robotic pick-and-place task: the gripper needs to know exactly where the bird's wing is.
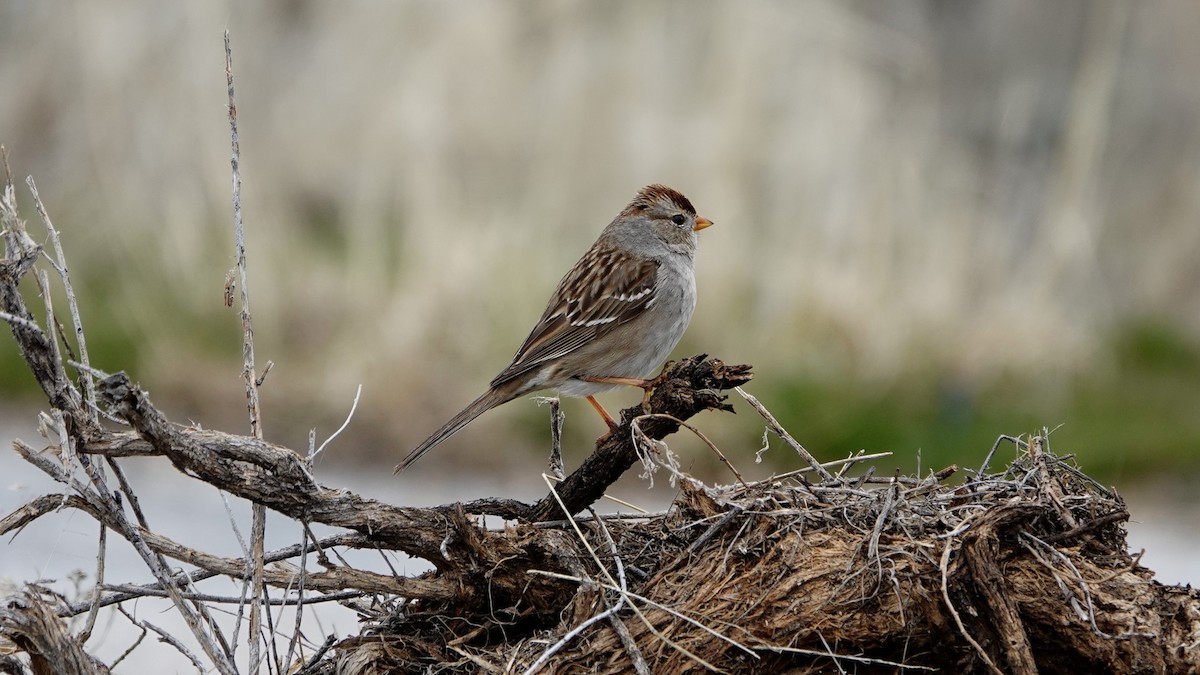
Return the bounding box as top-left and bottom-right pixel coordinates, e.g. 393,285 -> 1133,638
490,246 -> 659,387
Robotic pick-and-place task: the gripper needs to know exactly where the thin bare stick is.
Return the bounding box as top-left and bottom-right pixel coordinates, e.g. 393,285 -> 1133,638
594,511 -> 650,675
754,644 -> 936,671
535,476 -> 741,672
224,41 -> 257,423
85,446 -> 236,666
77,521 -> 105,643
540,478 -> 724,667
99,584 -> 364,606
220,491 -> 251,557
104,457 -> 150,531
311,384 -> 363,464
225,30 -> 269,672
222,493 -> 252,657
108,448 -> 237,657
522,511 -> 639,675
735,387 -> 834,481
34,269 -> 62,388
295,634 -> 338,675
117,606 -> 206,675
260,583 -> 282,671
27,176 -> 96,420
12,440 -> 238,675
109,621 -> 148,670
56,532 -> 369,617
531,569 -> 755,666
255,360 -> 274,387
535,396 -> 566,479
686,505 -> 745,554
282,523 -> 310,670
635,413 -> 747,487
542,474 -> 650,514
0,309 -> 46,333
751,451 -> 894,485
978,434 -> 1027,476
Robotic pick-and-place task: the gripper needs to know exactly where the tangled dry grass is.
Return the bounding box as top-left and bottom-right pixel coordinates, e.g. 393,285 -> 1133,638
322,433 -> 1195,675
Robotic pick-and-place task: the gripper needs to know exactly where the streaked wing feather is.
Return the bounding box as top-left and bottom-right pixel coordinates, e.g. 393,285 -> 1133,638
491,248 -> 658,387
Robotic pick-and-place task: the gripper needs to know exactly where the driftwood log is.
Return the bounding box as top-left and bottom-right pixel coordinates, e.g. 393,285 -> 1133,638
4,161 -> 1200,674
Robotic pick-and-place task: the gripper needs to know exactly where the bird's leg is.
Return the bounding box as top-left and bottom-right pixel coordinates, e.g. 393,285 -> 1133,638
585,376 -> 651,389
584,366 -> 677,444
585,370 -> 670,411
586,395 -> 620,433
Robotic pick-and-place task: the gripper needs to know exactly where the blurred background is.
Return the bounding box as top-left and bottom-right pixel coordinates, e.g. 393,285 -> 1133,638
1,6 -> 1198,667
2,1 -> 1198,481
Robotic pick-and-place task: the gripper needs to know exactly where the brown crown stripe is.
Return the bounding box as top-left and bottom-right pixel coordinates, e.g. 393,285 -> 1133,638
624,184 -> 696,216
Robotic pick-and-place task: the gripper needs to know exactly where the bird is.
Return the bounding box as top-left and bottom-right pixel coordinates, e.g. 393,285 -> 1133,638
396,184 -> 712,473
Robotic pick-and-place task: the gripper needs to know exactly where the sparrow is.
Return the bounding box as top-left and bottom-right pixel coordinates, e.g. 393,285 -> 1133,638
397,184 -> 711,472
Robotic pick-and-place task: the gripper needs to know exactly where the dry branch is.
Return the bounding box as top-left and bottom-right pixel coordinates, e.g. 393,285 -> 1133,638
527,355 -> 752,521
0,590 -> 110,675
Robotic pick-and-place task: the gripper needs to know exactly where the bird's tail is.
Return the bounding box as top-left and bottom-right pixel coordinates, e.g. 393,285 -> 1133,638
394,387 -> 515,473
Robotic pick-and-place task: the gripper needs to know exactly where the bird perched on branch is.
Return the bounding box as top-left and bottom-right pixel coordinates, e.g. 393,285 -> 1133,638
396,184 -> 713,473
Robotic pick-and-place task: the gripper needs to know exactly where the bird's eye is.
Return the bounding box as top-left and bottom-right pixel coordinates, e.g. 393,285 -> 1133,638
671,214 -> 687,225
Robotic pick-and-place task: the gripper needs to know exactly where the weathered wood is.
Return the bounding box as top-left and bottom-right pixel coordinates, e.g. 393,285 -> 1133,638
0,591 -> 111,675
960,506 -> 1041,674
95,371 -> 467,568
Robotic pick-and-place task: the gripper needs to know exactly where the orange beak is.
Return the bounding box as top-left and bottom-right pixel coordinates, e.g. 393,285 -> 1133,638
693,216 -> 713,232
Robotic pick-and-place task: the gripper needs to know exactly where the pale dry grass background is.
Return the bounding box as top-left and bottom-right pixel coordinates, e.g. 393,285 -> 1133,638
2,1 -> 1198,462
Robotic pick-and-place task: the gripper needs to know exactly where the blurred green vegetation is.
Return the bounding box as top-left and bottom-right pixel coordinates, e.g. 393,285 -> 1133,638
746,319 -> 1200,480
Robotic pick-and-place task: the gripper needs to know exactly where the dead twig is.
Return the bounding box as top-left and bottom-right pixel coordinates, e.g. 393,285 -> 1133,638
535,396 -> 566,480
224,31 -> 270,673
26,176 -> 96,421
735,386 -> 834,481
116,606 -> 206,675
635,413 -> 747,487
